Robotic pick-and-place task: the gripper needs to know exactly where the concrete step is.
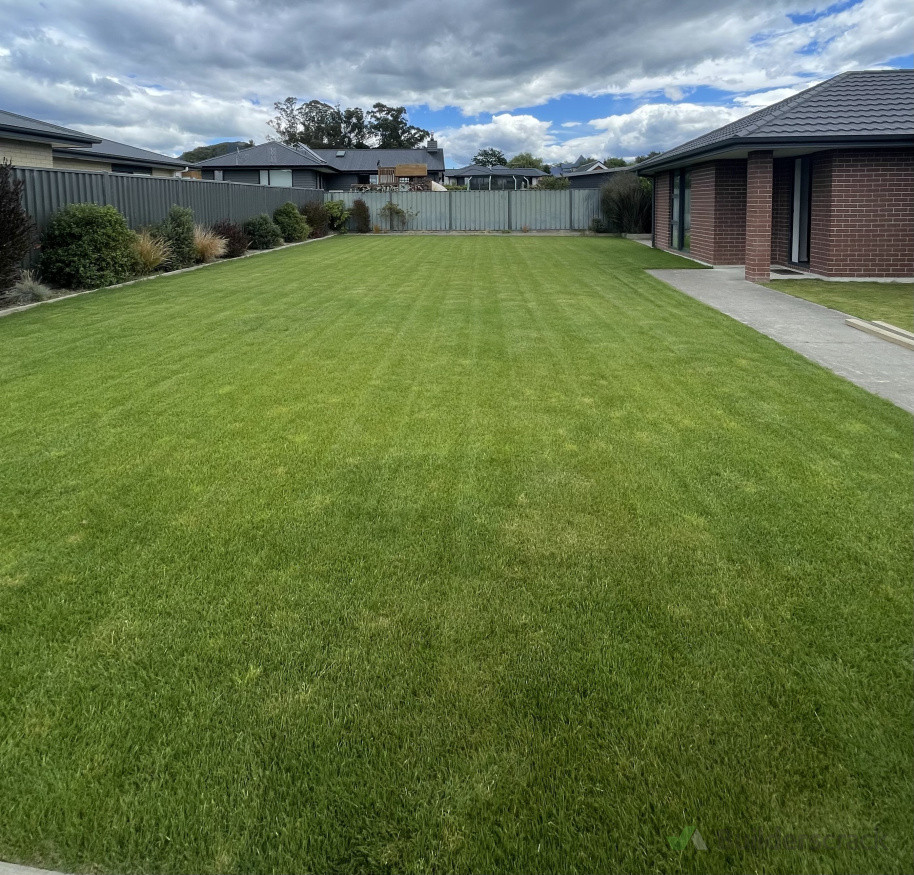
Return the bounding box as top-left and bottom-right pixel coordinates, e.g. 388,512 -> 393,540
845,317 -> 914,351
873,321 -> 914,342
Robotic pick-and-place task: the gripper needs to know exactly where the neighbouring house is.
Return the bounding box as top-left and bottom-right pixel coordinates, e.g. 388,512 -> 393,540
1,109 -> 186,177
636,70 -> 914,280
51,138 -> 186,177
1,109 -> 100,168
445,165 -> 548,189
194,139 -> 446,190
564,165 -> 632,189
550,156 -> 609,177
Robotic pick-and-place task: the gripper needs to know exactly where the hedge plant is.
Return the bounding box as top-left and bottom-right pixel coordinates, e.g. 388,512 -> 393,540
212,220 -> 250,258
0,159 -> 37,293
39,203 -> 140,289
273,202 -> 310,243
155,205 -> 196,269
243,214 -> 283,250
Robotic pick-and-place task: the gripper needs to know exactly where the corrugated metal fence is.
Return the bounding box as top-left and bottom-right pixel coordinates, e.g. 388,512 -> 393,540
330,189 -> 601,232
13,167 -> 325,232
13,167 -> 601,236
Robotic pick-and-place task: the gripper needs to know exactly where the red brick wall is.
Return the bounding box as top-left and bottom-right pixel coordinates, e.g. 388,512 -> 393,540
810,149 -> 914,277
745,151 -> 774,281
771,158 -> 793,266
653,171 -> 670,250
809,153 -> 833,274
689,163 -> 716,262
712,160 -> 747,264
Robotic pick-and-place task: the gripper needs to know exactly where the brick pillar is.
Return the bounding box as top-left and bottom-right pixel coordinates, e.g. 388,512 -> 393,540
745,151 -> 773,282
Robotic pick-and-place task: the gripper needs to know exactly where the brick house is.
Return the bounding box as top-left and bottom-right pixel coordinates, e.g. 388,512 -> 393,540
636,70 -> 914,280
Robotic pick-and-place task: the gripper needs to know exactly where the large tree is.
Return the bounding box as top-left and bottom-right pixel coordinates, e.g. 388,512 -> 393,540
269,98 -> 370,149
603,157 -> 628,168
366,103 -> 430,148
473,147 -> 508,167
507,151 -> 546,170
269,98 -> 426,149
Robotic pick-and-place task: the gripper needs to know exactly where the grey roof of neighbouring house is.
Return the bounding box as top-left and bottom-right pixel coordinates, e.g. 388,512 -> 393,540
311,147 -> 446,173
194,141 -> 330,169
637,70 -> 914,174
448,164 -> 548,177
53,137 -> 186,169
0,108 -> 100,146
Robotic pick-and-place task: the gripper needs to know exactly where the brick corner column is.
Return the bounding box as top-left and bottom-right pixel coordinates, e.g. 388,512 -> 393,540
745,150 -> 773,282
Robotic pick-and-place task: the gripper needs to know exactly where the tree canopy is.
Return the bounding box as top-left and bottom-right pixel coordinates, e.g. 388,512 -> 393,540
472,148 -> 508,167
268,98 -> 429,149
507,152 -> 546,170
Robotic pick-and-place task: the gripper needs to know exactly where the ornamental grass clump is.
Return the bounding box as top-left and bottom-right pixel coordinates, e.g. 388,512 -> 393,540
133,229 -> 172,274
193,225 -> 228,263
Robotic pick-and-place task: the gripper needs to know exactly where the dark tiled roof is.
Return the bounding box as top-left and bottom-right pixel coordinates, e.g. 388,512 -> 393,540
194,141 -> 328,168
312,147 -> 445,172
448,164 -> 547,177
0,108 -> 99,145
637,70 -> 914,172
54,137 -> 186,168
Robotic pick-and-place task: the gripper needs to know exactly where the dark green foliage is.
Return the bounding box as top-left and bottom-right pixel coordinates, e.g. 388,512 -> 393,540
473,148 -> 508,167
0,160 -> 37,292
324,200 -> 350,234
155,205 -> 196,269
600,173 -> 652,233
179,141 -> 254,163
351,199 -> 370,233
243,214 -> 283,249
507,152 -> 546,170
272,202 -> 310,243
536,175 -> 569,190
269,98 -> 428,149
300,201 -> 330,237
589,217 -> 609,233
39,203 -> 139,289
211,220 -> 250,258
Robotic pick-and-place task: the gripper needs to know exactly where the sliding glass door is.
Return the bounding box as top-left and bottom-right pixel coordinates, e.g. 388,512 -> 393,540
669,169 -> 691,251
791,157 -> 811,264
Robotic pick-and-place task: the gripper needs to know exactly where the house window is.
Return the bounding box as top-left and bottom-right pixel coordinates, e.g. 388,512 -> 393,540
669,169 -> 692,251
357,174 -> 370,185
790,157 -> 812,264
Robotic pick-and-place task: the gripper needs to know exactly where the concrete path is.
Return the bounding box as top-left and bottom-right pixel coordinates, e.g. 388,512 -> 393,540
649,267 -> 914,414
0,864 -> 64,875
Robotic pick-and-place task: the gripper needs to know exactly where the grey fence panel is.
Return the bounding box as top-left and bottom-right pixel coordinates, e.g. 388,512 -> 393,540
510,190 -> 572,230
571,189 -> 602,230
394,191 -> 449,230
12,167 -> 325,233
451,191 -> 509,230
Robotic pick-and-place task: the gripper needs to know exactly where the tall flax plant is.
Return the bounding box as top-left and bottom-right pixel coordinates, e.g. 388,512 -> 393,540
600,173 -> 652,234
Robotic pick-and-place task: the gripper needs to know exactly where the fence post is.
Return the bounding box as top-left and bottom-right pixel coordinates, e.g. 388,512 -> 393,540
507,191 -> 512,231
569,189 -> 574,231
448,191 -> 452,231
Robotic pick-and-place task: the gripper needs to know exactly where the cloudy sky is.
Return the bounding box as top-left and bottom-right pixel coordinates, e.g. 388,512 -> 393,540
0,0 -> 910,166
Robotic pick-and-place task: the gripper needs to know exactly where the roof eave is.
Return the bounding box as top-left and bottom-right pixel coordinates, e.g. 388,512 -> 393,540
636,134 -> 914,175
1,127 -> 101,148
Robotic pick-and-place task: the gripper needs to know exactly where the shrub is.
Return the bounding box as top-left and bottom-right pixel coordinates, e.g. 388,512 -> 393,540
379,201 -> 417,231
39,203 -> 140,289
243,214 -> 283,249
600,173 -> 652,234
535,176 -> 569,190
589,217 -> 609,234
273,202 -> 310,243
0,159 -> 37,293
193,225 -> 228,263
212,220 -> 250,258
351,199 -> 371,233
133,229 -> 172,273
324,200 -> 350,233
300,201 -> 331,237
1,269 -> 53,306
155,205 -> 195,269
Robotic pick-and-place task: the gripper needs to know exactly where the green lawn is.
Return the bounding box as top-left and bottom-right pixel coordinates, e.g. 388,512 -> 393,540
1,237 -> 911,875
765,279 -> 914,332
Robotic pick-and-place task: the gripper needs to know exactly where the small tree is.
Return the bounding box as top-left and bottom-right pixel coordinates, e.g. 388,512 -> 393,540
600,173 -> 652,233
351,199 -> 370,233
473,148 -> 508,167
0,160 -> 37,292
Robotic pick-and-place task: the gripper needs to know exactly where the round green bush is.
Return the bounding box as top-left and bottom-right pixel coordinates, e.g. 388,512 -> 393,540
243,214 -> 284,250
39,203 -> 140,290
272,202 -> 310,243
